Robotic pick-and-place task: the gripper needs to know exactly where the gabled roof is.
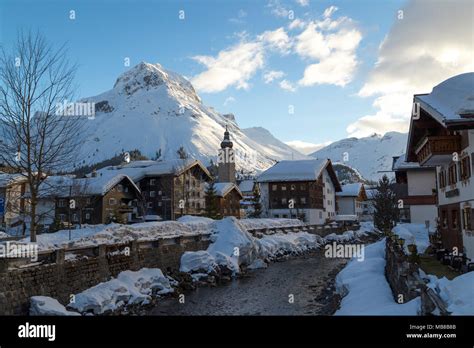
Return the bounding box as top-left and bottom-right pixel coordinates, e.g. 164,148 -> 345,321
238,179 -> 255,193
96,159 -> 212,182
414,73 -> 474,127
257,158 -> 342,191
38,173 -> 141,198
212,182 -> 243,198
336,183 -> 364,197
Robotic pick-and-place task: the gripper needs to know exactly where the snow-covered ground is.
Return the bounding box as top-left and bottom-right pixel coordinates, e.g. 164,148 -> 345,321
336,223 -> 474,315
31,268 -> 174,315
335,239 -> 420,315
392,223 -> 432,254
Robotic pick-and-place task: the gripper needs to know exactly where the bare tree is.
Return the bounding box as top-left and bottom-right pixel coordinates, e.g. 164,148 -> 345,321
0,31 -> 84,242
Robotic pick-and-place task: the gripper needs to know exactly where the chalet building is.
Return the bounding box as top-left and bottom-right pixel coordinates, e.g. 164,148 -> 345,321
238,179 -> 256,217
39,173 -> 143,226
336,183 -> 367,219
214,183 -> 243,218
97,159 -> 212,220
257,158 -> 342,224
405,72 -> 474,259
392,154 -> 438,227
0,173 -> 28,232
215,127 -> 243,218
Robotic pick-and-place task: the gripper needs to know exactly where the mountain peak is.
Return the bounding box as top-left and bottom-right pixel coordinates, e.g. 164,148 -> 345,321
112,62 -> 201,103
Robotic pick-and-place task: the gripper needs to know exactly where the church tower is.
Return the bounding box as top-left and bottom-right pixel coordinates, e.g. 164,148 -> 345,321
217,126 -> 236,183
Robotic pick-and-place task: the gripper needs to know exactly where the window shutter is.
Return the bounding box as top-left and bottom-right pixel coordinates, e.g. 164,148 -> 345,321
468,156 -> 471,178
470,209 -> 474,230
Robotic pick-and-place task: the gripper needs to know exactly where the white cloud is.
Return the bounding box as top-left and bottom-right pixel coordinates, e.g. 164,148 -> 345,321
258,27 -> 292,54
288,18 -> 306,30
347,0 -> 474,137
323,6 -> 338,18
285,140 -> 332,154
295,9 -> 362,87
296,0 -> 309,7
263,70 -> 285,83
279,79 -> 297,92
229,9 -> 247,24
267,0 -> 290,18
191,41 -> 265,93
223,96 -> 236,106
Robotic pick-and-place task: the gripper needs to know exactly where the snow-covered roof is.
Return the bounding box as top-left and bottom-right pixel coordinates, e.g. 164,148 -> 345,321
96,159 -> 211,182
212,182 -> 243,198
38,172 -> 140,198
238,179 -> 255,193
415,73 -> 474,127
258,158 -> 329,182
0,173 -> 25,187
392,154 -> 421,170
336,183 -> 363,197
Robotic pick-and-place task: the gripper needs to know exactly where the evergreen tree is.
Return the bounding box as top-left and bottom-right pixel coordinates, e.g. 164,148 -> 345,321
249,184 -> 262,218
373,174 -> 399,232
177,146 -> 188,159
204,181 -> 220,219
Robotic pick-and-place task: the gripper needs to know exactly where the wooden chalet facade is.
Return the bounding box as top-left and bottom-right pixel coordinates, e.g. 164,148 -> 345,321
97,159 -> 212,220
214,183 -> 243,218
257,159 -> 342,224
406,73 -> 474,259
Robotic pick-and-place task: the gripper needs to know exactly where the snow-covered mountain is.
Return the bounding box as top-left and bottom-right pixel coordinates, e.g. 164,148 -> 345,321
310,132 -> 408,181
74,62 -> 303,173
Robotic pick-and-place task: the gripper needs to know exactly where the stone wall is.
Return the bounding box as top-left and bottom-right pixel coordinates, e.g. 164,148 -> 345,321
0,234 -> 210,315
385,236 -> 450,315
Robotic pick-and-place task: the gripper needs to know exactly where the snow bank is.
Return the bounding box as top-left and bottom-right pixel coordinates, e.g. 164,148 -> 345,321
335,239 -> 420,315
180,217 -> 328,275
68,268 -> 173,314
239,218 -> 304,230
30,296 -> 80,316
393,223 -> 431,254
0,231 -> 11,240
424,272 -> 474,315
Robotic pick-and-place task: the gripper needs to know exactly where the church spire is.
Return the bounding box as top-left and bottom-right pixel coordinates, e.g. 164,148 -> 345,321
220,125 -> 233,149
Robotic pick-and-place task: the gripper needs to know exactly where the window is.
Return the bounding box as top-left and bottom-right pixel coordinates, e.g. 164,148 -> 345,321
59,214 -> 66,222
452,210 -> 458,229
282,214 -> 288,218
150,179 -> 156,185
147,202 -> 153,208
319,211 -> 322,219
86,198 -> 91,205
58,199 -> 66,208
85,213 -> 91,220
463,207 -> 471,230
439,170 -> 446,188
124,187 -> 129,193
300,184 -> 306,190
448,164 -> 457,185
158,190 -> 162,196
72,214 -> 78,222
150,191 -> 156,198
290,184 -> 296,191
109,198 -> 116,205
281,198 -> 287,205
117,185 -> 123,192
441,210 -> 448,228
300,197 -> 306,204
158,202 -> 162,207
281,185 -> 287,191
272,185 -> 277,191
460,156 -> 471,180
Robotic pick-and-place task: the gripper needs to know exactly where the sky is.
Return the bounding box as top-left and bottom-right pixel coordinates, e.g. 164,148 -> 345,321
1,0 -> 473,154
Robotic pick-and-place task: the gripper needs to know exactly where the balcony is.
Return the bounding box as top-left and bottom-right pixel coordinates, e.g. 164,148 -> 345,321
414,135 -> 461,166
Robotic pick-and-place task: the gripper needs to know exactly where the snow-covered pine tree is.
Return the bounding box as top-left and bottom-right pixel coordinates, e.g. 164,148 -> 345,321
204,181 -> 220,220
373,174 -> 399,232
249,184 -> 262,218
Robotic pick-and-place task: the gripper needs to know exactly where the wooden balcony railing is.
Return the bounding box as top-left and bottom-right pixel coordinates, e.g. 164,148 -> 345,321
414,135 -> 461,165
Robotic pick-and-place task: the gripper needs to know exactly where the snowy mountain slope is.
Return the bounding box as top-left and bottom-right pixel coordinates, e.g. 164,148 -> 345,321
241,127 -> 308,161
74,62 -> 298,173
310,132 -> 408,181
